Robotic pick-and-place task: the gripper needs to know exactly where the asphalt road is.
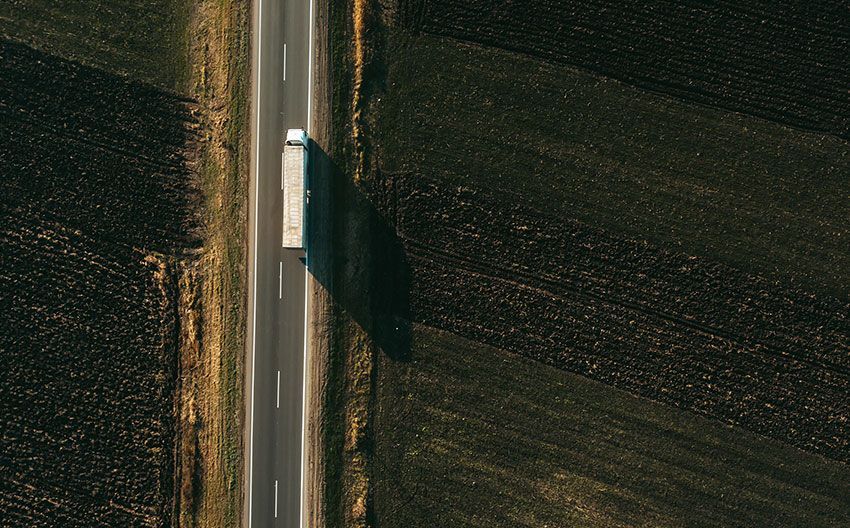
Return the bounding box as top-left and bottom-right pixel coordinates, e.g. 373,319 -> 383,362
246,0 -> 313,527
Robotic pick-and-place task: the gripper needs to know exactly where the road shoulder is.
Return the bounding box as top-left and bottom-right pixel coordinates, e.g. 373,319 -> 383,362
304,0 -> 332,526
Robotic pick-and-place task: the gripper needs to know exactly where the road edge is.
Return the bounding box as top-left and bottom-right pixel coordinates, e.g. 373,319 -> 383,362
304,0 -> 332,526
242,0 -> 260,525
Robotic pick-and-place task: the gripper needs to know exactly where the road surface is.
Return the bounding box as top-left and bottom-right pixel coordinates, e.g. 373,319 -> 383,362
246,0 -> 313,527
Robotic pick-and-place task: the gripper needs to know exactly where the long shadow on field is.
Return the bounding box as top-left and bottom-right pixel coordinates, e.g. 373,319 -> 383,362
306,140 -> 411,361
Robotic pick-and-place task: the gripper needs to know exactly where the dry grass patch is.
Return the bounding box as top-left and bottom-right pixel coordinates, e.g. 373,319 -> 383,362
173,0 -> 249,526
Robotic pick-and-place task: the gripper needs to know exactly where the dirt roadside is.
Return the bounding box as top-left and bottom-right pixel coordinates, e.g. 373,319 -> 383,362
319,0 -> 403,526
304,0 -> 333,526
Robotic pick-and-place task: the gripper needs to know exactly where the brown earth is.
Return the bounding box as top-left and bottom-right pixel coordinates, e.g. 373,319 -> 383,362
0,0 -> 250,525
1,40 -> 201,527
303,0 -> 333,526
400,0 -> 850,141
392,172 -> 849,462
324,0 -> 850,526
374,324 -> 850,528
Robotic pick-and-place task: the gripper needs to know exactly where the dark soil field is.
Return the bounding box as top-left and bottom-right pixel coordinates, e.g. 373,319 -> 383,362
1,0 -> 190,89
391,172 -> 848,462
374,325 -> 850,528
0,41 -> 200,526
378,35 -> 850,299
400,0 -> 850,140
371,30 -> 850,459
334,0 -> 850,525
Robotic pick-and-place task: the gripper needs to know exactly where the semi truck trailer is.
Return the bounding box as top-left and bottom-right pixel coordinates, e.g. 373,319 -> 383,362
282,128 -> 308,249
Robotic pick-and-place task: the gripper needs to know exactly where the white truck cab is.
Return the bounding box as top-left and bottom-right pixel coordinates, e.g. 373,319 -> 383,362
285,128 -> 308,147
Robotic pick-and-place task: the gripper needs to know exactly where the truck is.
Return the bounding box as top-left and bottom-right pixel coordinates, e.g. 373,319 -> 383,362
282,128 -> 308,249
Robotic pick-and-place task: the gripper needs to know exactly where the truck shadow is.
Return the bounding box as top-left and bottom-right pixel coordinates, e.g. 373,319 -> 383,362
305,139 -> 411,362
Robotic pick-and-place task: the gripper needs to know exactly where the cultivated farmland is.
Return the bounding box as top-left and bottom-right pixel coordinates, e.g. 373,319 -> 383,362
373,31 -> 850,464
1,0 -> 249,524
327,0 -> 850,525
400,0 -> 850,140
374,325 -> 850,528
0,0 -> 190,89
0,41 -> 200,526
378,35 -> 850,299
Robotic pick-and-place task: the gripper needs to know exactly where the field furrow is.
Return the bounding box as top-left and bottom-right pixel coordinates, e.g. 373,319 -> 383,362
0,41 -> 200,527
400,0 -> 850,139
390,173 -> 849,462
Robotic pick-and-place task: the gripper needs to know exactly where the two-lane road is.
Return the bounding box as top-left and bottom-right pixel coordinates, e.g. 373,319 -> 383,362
246,0 -> 313,527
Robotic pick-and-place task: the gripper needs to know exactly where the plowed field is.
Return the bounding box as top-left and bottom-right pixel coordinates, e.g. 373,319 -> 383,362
401,0 -> 850,140
378,36 -> 850,298
0,41 -> 200,526
371,31 -> 850,462
352,1 -> 850,525
374,325 -> 850,528
393,173 -> 848,462
1,0 -> 190,89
